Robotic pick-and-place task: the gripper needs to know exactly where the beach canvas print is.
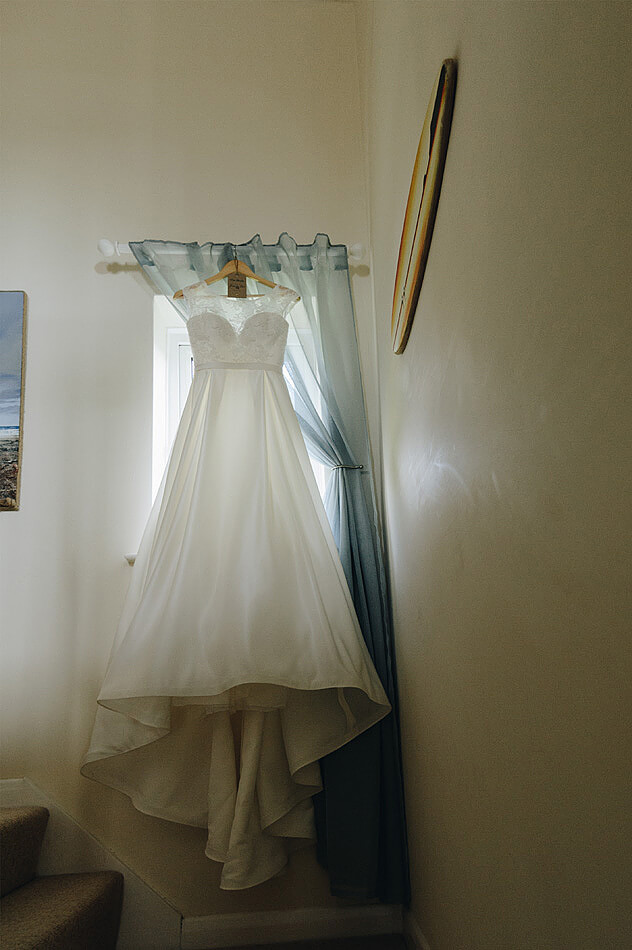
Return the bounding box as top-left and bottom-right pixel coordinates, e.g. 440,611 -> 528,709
0,291 -> 26,510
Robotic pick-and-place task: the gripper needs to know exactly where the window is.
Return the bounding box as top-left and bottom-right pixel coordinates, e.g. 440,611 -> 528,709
152,296 -> 192,499
284,319 -> 328,497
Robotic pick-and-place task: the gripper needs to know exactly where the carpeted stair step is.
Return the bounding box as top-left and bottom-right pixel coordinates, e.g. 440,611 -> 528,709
1,806 -> 124,950
0,807 -> 50,897
0,870 -> 124,950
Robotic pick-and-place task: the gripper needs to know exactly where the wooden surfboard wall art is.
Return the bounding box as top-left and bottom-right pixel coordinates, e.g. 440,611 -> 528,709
391,59 -> 457,355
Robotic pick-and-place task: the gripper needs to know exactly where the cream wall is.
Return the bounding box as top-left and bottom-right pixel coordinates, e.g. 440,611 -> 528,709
3,0 -> 631,939
0,0 -> 371,916
359,2 -> 632,948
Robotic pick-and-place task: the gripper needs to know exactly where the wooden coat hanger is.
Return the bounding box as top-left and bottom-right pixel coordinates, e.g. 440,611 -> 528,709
173,259 -> 299,300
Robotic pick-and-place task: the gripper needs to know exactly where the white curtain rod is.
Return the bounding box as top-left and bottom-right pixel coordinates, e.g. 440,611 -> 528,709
97,239 -> 366,262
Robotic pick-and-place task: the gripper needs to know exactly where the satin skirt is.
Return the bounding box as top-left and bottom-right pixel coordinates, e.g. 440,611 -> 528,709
82,365 -> 390,889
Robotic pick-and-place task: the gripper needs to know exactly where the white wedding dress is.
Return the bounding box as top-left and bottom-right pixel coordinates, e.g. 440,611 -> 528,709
82,282 -> 390,889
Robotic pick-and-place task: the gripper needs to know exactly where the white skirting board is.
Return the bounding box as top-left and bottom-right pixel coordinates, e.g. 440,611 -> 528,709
0,778 -> 182,950
182,903 -> 403,949
404,909 -> 432,950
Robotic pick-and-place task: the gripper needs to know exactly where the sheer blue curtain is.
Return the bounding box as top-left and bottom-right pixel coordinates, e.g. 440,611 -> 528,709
130,234 -> 410,904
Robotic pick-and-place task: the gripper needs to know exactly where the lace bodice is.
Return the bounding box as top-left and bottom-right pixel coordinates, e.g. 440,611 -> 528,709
182,283 -> 299,369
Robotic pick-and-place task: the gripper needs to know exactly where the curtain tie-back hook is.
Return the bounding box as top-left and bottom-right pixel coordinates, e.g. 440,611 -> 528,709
331,464 -> 363,471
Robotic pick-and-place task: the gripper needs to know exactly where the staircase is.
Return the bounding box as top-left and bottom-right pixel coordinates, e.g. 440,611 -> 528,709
0,806 -> 124,950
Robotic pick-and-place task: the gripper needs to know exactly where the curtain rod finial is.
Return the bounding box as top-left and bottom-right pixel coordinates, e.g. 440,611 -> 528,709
348,243 -> 365,262
98,239 -> 131,258
98,238 -> 115,257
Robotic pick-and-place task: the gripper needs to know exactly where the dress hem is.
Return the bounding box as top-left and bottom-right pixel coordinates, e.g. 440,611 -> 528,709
97,679 -> 390,707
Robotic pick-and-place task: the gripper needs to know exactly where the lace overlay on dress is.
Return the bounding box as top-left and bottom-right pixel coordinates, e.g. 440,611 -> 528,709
183,284 -> 299,369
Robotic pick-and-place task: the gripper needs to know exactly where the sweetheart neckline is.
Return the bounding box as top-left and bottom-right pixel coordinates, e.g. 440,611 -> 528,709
187,309 -> 288,335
